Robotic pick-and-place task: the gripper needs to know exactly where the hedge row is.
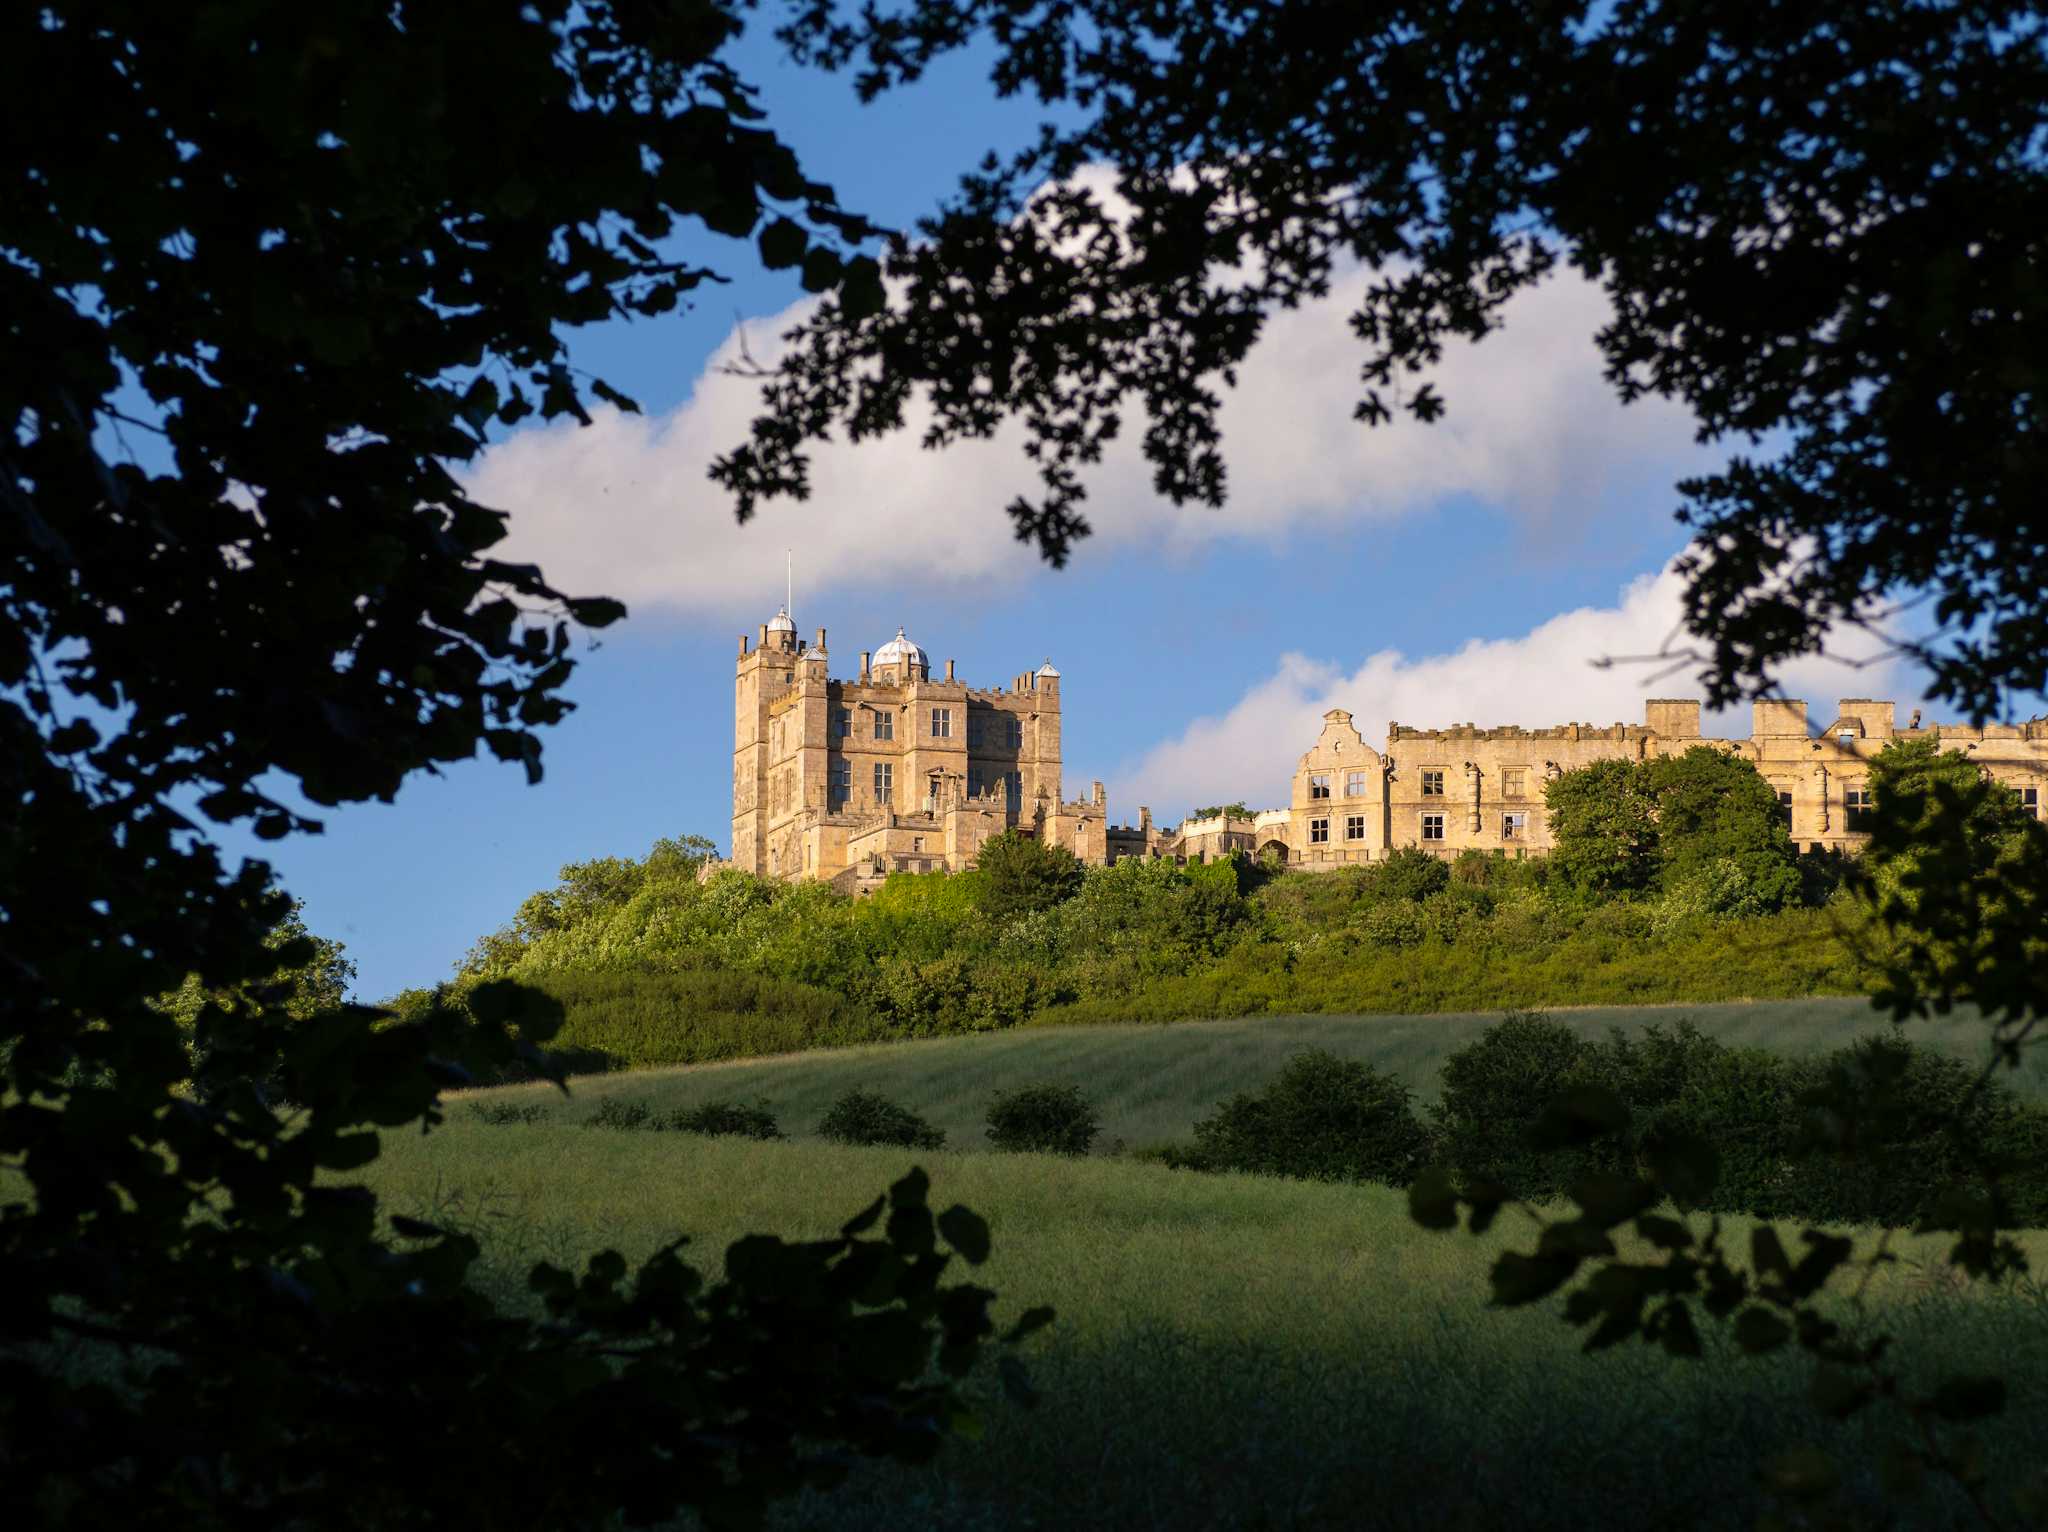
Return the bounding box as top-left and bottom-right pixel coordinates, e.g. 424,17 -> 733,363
1167,1017 -> 2048,1229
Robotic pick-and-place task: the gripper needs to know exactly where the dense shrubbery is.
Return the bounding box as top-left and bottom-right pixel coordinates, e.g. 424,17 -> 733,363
425,819 -> 1879,1078
817,1088 -> 947,1149
986,1083 -> 1099,1156
417,746 -> 2035,1077
1179,1049 -> 1432,1185
1423,1013 -> 2048,1227
1130,1014 -> 2048,1229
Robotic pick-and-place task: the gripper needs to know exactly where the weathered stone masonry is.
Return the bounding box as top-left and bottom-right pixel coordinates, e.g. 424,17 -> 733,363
729,605 -> 1166,889
1256,697 -> 2048,868
725,605 -> 2048,885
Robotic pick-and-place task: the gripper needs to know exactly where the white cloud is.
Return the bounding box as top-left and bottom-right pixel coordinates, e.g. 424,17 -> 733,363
1108,561 -> 1922,822
467,264 -> 1710,620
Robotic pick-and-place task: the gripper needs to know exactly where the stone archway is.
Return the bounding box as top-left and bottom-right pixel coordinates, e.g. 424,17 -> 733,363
1258,838 -> 1293,866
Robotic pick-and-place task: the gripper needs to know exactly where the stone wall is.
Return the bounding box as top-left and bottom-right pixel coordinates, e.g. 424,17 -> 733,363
1259,696 -> 2048,869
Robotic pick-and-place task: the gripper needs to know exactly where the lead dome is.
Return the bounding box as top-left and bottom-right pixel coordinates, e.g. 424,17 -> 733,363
873,626 -> 927,669
766,605 -> 796,634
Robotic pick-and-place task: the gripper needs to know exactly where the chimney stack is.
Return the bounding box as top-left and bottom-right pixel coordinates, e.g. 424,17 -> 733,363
815,627 -> 827,652
859,650 -> 871,682
1140,806 -> 1152,831
946,658 -> 955,681
757,623 -> 768,648
738,635 -> 748,656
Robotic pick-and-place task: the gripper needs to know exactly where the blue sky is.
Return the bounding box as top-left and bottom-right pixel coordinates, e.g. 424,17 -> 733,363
222,24 -> 1935,1000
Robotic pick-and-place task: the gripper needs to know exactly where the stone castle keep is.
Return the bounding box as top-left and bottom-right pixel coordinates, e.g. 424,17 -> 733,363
731,606 -> 1166,891
732,604 -> 2048,884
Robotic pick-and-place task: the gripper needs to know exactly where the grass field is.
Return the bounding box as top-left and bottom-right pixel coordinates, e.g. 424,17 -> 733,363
357,1121 -> 2048,1530
465,997 -> 2039,1153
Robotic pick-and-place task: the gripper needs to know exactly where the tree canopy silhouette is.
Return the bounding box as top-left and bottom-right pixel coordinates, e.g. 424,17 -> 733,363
2,5 -> 1027,1526
729,0 -> 2046,719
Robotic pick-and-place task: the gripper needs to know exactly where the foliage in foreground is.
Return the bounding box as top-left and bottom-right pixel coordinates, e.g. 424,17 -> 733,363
2,4 -> 1014,1524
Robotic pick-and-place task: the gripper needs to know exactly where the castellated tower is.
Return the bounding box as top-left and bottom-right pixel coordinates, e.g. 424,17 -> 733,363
729,611 -> 1158,888
730,604 -> 803,876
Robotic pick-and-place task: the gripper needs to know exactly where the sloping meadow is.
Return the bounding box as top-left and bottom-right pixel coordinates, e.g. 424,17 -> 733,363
353,1125 -> 2048,1531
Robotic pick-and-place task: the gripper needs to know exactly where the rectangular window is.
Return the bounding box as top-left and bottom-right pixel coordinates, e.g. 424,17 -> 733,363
1421,769 -> 1445,797
1838,729 -> 1857,746
1007,771 -> 1022,804
835,707 -> 852,738
931,707 -> 952,738
1844,786 -> 1874,831
1309,773 -> 1331,800
1309,817 -> 1330,844
1346,770 -> 1367,797
1502,768 -> 1525,799
1345,814 -> 1365,841
967,769 -> 981,796
912,836 -> 923,853
829,759 -> 851,808
1777,790 -> 1794,827
873,762 -> 893,804
1421,813 -> 1445,842
2023,786 -> 2039,818
873,710 -> 893,741
1502,811 -> 1527,840
1005,717 -> 1023,748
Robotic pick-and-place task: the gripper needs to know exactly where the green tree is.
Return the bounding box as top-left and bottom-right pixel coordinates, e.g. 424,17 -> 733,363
974,829 -> 1085,921
155,903 -> 358,1098
2,5 -> 1022,1525
1641,746 -> 1800,913
1368,846 -> 1452,904
1543,759 -> 1660,899
1186,802 -> 1251,821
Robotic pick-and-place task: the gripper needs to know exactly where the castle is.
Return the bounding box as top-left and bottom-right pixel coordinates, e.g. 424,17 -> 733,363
730,605 -> 1167,891
732,603 -> 2048,884
1183,697 -> 2048,869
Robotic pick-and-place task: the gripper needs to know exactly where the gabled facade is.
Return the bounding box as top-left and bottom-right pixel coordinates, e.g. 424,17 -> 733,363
1253,697 -> 2048,868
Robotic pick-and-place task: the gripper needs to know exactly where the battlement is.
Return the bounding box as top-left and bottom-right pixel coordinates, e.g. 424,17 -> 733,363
960,685 -> 1052,709
1390,720 -> 1657,744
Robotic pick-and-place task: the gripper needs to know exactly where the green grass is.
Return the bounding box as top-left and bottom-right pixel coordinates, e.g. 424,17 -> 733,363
357,1124 -> 2048,1531
460,997 -> 2040,1153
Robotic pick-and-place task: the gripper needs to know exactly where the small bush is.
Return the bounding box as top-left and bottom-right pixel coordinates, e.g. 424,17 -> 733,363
1431,1010 -> 1620,1198
1369,847 -> 1451,904
467,1100 -> 551,1126
586,1097 -> 653,1131
660,1098 -> 782,1140
986,1082 -> 1098,1155
816,1088 -> 946,1149
1186,1049 -> 1433,1186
